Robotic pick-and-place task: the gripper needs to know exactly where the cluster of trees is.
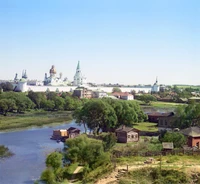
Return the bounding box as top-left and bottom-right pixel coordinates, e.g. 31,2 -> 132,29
41,134 -> 116,184
0,91 -> 86,115
159,131 -> 186,148
0,82 -> 13,92
73,98 -> 148,133
174,103 -> 200,129
135,94 -> 157,105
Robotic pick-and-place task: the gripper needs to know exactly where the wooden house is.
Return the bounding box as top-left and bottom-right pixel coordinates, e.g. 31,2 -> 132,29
162,142 -> 174,151
115,125 -> 139,143
148,112 -> 174,123
67,127 -> 81,138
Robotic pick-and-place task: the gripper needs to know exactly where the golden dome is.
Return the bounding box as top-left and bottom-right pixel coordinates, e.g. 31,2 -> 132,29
50,65 -> 56,74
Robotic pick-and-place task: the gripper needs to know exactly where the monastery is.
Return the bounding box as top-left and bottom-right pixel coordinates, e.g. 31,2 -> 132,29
11,61 -> 160,93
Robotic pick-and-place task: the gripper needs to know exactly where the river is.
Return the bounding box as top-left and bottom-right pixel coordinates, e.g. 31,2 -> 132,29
0,121 -> 83,184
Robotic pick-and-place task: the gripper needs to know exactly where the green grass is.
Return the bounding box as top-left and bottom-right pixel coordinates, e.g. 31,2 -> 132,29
151,101 -> 185,108
0,111 -> 73,131
133,122 -> 158,132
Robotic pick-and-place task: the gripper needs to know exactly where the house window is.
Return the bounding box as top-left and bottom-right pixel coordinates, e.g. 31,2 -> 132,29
132,135 -> 134,138
128,135 -> 130,138
165,120 -> 167,126
160,120 -> 163,125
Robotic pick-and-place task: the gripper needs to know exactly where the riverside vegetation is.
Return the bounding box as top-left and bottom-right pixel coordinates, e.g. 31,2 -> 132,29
0,91 -> 87,131
0,145 -> 13,159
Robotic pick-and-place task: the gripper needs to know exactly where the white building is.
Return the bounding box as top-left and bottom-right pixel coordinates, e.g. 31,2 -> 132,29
44,65 -> 69,86
73,61 -> 87,86
120,94 -> 134,100
93,90 -> 108,98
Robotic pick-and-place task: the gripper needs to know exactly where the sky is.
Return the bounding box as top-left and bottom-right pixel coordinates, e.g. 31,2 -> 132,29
0,0 -> 199,85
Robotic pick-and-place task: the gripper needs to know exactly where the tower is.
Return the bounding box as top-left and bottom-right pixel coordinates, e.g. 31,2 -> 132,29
151,77 -> 160,93
73,61 -> 86,86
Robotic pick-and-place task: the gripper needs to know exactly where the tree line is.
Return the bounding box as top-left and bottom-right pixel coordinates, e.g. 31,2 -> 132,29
0,91 -> 86,115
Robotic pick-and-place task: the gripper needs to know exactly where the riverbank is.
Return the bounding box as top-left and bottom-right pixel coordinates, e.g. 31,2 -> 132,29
0,111 -> 73,132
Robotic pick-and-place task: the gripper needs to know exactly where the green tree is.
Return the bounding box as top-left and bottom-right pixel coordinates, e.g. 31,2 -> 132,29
102,133 -> 117,151
54,96 -> 65,110
137,94 -> 157,105
160,132 -> 186,148
41,100 -> 55,111
112,87 -> 122,93
0,82 -> 13,91
0,92 -> 35,112
174,103 -> 200,128
0,99 -> 16,115
46,152 -> 63,170
28,91 -> 46,109
40,168 -> 56,184
64,96 -> 76,110
73,99 -> 117,134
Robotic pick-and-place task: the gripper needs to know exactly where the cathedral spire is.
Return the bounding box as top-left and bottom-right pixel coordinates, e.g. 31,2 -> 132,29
77,61 -> 80,70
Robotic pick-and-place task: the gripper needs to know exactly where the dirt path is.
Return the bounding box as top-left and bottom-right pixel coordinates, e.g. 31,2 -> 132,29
96,163 -> 200,184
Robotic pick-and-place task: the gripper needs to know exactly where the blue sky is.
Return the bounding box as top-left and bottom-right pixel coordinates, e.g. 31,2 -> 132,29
0,0 -> 199,85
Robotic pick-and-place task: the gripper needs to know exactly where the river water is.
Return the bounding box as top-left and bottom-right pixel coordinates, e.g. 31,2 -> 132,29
0,121 -> 83,184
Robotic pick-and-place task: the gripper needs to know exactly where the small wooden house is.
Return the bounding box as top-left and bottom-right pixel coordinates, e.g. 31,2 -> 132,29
51,129 -> 68,140
115,125 -> 139,143
162,142 -> 174,151
67,127 -> 80,138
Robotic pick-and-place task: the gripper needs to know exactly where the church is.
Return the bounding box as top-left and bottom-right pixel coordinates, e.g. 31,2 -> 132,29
73,61 -> 87,86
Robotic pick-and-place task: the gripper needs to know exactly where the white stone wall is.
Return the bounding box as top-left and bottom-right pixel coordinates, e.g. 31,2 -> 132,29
17,82 -> 152,93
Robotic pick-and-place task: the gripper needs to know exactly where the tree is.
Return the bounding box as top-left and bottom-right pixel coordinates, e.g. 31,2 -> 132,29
160,132 -> 186,148
73,99 -> 117,134
174,103 -> 200,128
54,96 -> 65,110
102,98 -> 147,127
41,100 -> 55,111
137,94 -> 157,105
0,99 -> 16,115
40,168 -> 56,184
102,133 -> 117,151
64,96 -> 76,110
0,92 -> 35,112
28,91 -> 46,109
46,152 -> 63,170
112,87 -> 122,93
0,82 -> 13,91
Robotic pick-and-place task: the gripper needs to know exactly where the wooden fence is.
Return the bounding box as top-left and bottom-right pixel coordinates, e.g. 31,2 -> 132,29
112,149 -> 200,158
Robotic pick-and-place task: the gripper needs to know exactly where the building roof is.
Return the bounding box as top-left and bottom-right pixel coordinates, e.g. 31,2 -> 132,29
115,125 -> 137,133
67,127 -> 80,133
147,112 -> 174,117
180,126 -> 200,137
162,142 -> 174,149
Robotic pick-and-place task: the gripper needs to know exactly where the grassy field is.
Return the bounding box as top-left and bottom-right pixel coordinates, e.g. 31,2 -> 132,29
0,111 -> 73,132
151,101 -> 185,108
133,122 -> 158,132
176,85 -> 200,90
135,99 -> 185,109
